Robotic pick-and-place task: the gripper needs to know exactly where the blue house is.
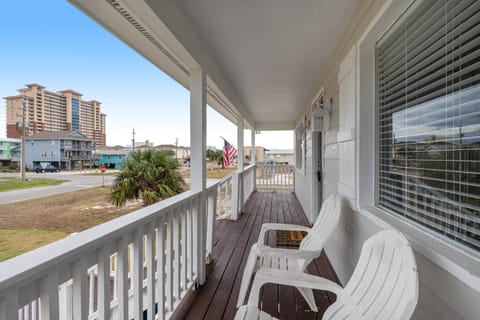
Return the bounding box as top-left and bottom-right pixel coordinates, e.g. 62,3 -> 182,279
12,131 -> 93,170
93,147 -> 130,169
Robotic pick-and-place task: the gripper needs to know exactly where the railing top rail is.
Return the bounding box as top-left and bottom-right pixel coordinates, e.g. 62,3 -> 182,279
218,172 -> 234,185
256,163 -> 294,168
0,188 -> 203,294
206,179 -> 220,192
243,164 -> 256,171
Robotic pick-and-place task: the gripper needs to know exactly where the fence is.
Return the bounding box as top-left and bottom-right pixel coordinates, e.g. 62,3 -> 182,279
255,163 -> 294,192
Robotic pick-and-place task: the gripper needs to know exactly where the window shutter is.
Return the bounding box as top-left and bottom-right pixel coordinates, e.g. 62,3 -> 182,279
376,0 -> 480,253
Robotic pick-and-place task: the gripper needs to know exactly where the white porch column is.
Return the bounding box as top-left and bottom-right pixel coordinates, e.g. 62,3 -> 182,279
190,68 -> 207,192
237,117 -> 244,170
232,117 -> 244,218
251,130 -> 256,163
251,130 -> 256,192
190,68 -> 207,285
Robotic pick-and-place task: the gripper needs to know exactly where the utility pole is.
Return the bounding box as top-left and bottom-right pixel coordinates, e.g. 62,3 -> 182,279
132,128 -> 135,151
21,97 -> 27,181
175,137 -> 178,160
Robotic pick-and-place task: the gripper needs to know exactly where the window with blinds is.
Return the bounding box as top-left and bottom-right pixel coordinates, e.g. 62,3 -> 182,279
376,0 -> 480,253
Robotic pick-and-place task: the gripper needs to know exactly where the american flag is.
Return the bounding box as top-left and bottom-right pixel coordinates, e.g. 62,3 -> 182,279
222,138 -> 237,168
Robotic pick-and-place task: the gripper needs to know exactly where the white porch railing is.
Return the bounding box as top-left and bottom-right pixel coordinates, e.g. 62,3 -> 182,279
242,164 -> 256,203
255,163 -> 294,192
214,164 -> 256,220
215,173 -> 234,219
0,185 -> 218,320
0,163 -> 288,320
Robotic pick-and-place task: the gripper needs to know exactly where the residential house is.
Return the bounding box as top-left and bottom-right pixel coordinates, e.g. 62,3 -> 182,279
0,138 -> 20,166
155,144 -> 190,161
12,131 -> 93,170
0,1 -> 478,319
244,146 -> 266,163
265,149 -> 294,164
93,146 -> 130,169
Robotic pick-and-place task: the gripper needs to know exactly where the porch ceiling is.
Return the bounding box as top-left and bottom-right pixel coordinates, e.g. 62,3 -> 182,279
173,0 -> 360,128
68,0 -> 360,129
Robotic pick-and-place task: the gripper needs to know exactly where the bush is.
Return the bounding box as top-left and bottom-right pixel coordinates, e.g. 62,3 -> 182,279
110,150 -> 185,206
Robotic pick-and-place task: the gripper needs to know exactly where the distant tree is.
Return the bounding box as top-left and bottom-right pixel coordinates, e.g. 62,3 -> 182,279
110,149 -> 185,206
206,149 -> 224,167
206,149 -> 216,161
162,149 -> 176,158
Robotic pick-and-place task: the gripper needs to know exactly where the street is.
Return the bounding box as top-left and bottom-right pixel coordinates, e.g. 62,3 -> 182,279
0,172 -> 116,204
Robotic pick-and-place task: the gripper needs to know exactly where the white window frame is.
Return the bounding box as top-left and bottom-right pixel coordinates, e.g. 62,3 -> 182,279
356,0 -> 480,278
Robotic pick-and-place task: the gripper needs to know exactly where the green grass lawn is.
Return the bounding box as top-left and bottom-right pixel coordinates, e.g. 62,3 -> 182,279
0,177 -> 65,192
0,229 -> 68,262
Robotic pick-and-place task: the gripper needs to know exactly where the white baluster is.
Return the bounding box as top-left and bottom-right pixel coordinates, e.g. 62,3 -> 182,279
111,254 -> 117,303
187,202 -> 193,282
88,267 -> 95,315
66,281 -> 73,320
146,223 -> 156,320
166,213 -> 174,311
173,209 -> 181,302
133,229 -> 144,320
198,194 -> 207,285
32,300 -> 37,320
72,257 -> 88,320
116,237 -> 129,320
97,245 -> 111,320
40,271 -> 59,320
181,208 -> 188,289
231,173 -> 239,220
217,184 -> 222,217
191,202 -> 199,283
156,217 -> 166,320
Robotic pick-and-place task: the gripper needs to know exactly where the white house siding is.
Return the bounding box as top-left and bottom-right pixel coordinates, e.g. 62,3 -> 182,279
294,0 -> 480,319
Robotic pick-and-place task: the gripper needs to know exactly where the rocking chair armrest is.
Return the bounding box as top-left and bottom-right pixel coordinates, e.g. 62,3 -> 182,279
258,223 -> 311,246
246,268 -> 343,306
258,246 -> 319,260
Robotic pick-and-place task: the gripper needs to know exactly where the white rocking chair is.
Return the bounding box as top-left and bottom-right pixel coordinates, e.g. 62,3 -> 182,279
237,193 -> 342,311
235,229 -> 419,320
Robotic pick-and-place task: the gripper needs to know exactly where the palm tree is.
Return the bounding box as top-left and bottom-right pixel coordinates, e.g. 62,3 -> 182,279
110,149 -> 185,206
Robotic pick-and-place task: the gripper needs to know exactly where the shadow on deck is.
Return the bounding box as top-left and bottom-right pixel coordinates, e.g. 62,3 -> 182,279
174,192 -> 340,320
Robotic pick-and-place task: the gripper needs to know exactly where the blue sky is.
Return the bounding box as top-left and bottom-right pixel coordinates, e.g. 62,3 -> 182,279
0,0 -> 292,149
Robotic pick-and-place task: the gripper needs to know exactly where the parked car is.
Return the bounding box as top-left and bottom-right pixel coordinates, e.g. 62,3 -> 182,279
34,164 -> 60,173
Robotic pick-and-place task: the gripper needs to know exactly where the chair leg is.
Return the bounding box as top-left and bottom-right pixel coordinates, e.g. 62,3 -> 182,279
297,287 -> 318,312
237,244 -> 259,308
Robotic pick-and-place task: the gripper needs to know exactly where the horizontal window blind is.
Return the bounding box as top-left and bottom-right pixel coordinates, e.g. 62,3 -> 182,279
376,0 -> 480,253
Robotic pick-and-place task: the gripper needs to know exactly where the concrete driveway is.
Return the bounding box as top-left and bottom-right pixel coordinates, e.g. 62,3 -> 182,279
0,172 -> 116,204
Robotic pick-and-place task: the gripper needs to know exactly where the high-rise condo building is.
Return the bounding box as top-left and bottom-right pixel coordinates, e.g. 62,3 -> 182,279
4,83 -> 106,146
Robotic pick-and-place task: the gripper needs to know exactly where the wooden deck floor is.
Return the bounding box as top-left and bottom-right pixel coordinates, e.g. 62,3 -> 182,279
174,191 -> 339,320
